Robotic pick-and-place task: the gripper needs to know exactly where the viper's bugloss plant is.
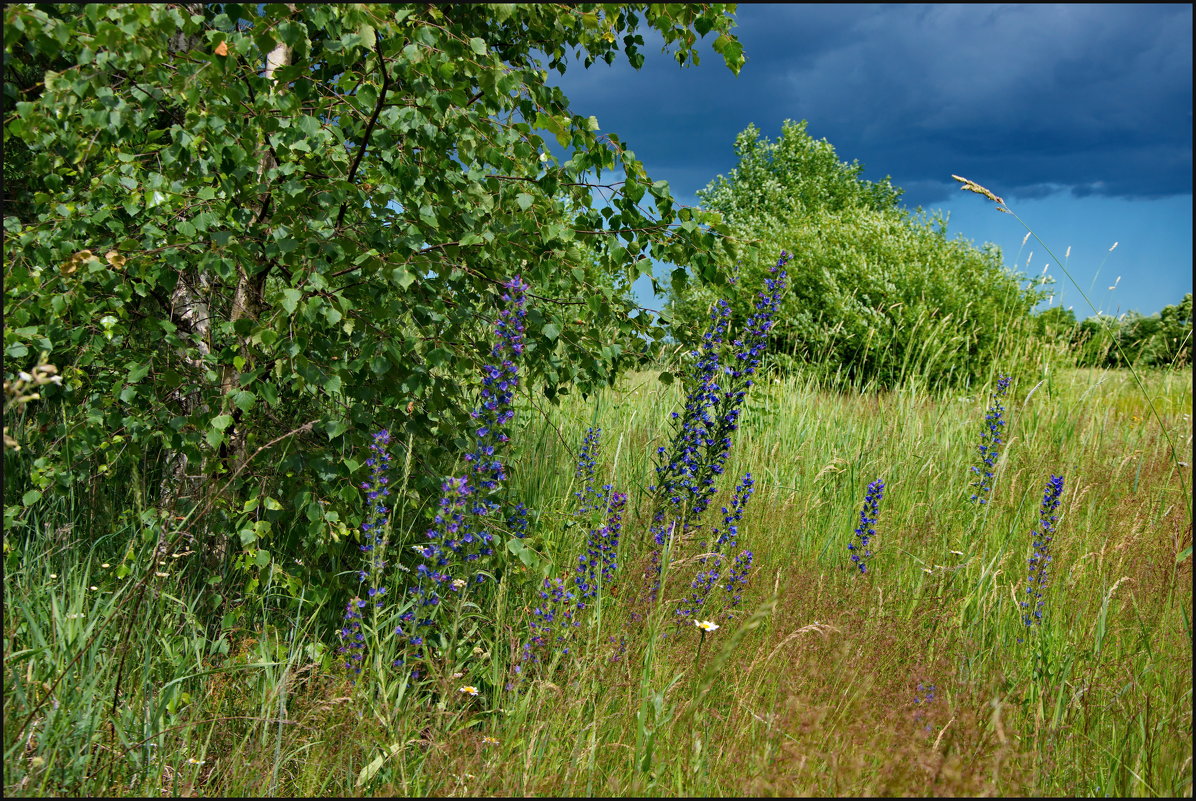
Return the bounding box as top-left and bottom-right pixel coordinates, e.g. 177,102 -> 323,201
527,576 -> 581,660
848,479 -> 884,574
655,255 -> 789,525
970,376 -> 1011,504
712,472 -> 754,551
507,501 -> 530,539
913,683 -> 938,734
650,298 -> 732,547
647,254 -> 788,598
678,472 -> 754,620
574,427 -> 609,515
1023,474 -> 1064,626
523,488 -> 627,668
722,549 -> 753,612
576,491 -> 627,602
403,276 -> 528,669
337,429 -> 393,674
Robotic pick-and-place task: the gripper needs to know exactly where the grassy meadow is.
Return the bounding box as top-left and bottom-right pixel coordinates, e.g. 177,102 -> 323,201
3,364 -> 1191,797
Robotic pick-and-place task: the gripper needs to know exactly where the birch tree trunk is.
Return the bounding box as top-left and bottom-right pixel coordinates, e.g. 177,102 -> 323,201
161,3 -> 210,512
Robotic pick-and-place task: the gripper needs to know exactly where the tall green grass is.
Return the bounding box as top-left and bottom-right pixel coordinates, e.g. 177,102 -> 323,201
4,366 -> 1191,796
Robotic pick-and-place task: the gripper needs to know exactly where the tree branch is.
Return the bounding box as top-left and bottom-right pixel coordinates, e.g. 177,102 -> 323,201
335,35 -> 392,230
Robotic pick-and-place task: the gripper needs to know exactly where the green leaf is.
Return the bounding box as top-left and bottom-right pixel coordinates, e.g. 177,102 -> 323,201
468,37 -> 486,55
426,347 -> 452,367
127,362 -> 151,383
254,548 -> 271,568
211,415 -> 234,431
357,743 -> 404,789
390,267 -> 415,289
324,419 -> 350,440
516,192 -> 534,211
542,323 -> 560,341
264,497 -> 283,511
506,537 -> 540,569
358,24 -> 376,49
22,490 -> 42,507
279,288 -> 302,315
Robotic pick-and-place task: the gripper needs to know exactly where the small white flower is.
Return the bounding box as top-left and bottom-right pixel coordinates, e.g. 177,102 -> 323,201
458,685 -> 480,696
101,563 -> 110,568
694,620 -> 719,632
452,672 -> 464,679
451,578 -> 467,590
89,585 -> 98,591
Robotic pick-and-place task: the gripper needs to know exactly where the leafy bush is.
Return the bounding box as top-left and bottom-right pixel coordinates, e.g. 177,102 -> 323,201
2,3 -> 743,606
1072,294 -> 1193,368
672,120 -> 1042,390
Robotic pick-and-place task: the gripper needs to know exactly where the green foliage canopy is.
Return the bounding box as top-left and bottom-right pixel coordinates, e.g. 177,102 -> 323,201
1071,293 -> 1193,368
2,3 -> 744,587
676,120 -> 1042,390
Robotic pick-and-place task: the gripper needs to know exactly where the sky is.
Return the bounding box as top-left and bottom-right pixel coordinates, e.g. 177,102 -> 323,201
547,3 -> 1192,319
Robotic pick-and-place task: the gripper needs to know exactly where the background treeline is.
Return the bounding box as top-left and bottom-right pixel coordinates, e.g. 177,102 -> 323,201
1035,296 -> 1193,369
667,120 -> 1192,390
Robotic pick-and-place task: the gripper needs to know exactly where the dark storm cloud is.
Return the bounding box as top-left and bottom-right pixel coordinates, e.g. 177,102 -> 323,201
549,4 -> 1192,208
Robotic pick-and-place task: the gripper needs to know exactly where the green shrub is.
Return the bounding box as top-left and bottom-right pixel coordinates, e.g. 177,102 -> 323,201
1073,294 -> 1192,368
673,120 -> 1042,390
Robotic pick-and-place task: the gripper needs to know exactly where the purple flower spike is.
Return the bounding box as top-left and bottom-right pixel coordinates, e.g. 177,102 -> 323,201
404,276 -> 530,673
1022,475 -> 1064,626
970,376 -> 1011,504
848,479 -> 884,575
338,429 -> 395,679
649,252 -> 787,602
